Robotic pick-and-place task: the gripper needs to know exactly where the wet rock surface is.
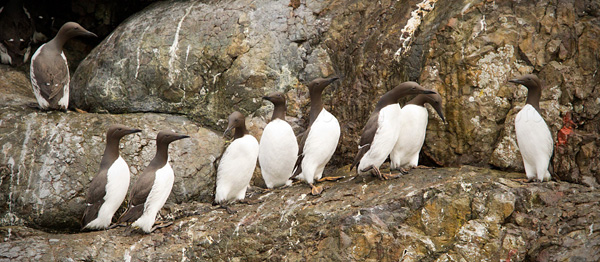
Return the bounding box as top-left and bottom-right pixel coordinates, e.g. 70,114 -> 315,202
1,166 -> 599,261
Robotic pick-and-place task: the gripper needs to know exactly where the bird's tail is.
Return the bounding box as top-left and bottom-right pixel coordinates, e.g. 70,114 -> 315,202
117,205 -> 144,223
80,202 -> 102,230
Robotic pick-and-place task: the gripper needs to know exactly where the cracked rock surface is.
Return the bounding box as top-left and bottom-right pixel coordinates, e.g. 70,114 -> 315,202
1,166 -> 599,261
1,0 -> 599,260
1,65 -> 223,231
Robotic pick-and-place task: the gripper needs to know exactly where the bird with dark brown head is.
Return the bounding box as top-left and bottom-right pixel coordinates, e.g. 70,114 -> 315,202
118,130 -> 189,233
509,74 -> 553,182
390,90 -> 445,172
82,124 -> 141,231
294,76 -> 342,195
259,92 -> 299,189
216,111 -> 259,209
30,21 -> 97,111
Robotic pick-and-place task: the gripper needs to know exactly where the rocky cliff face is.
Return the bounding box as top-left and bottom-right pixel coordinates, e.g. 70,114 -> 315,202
70,0 -> 599,184
0,65 -> 223,231
1,0 -> 599,260
2,167 -> 599,261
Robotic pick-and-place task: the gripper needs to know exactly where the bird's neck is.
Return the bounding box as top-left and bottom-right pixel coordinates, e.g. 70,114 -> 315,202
271,104 -> 286,121
47,33 -> 69,51
526,87 -> 542,111
406,95 -> 427,107
100,138 -> 120,168
233,125 -> 249,140
151,143 -> 170,167
309,90 -> 324,124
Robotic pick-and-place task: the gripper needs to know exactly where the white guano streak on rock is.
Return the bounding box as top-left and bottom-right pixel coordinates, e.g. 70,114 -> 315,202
20,117 -> 33,188
475,45 -> 514,99
135,26 -> 151,79
185,45 -> 191,64
393,0 -> 438,61
168,3 -> 195,86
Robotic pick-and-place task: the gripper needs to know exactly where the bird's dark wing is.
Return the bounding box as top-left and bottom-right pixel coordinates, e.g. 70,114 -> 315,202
292,124 -> 312,178
118,170 -> 155,223
351,112 -> 379,170
81,169 -> 108,228
32,51 -> 69,101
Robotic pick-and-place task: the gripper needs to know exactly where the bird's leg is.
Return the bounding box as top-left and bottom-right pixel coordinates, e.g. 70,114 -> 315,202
362,165 -> 399,180
219,204 -> 237,214
316,176 -> 345,182
310,183 -> 323,195
108,222 -> 127,229
150,221 -> 173,232
361,165 -> 383,180
414,165 -> 434,169
73,107 -> 88,113
239,198 -> 264,205
123,225 -> 136,236
398,168 -> 410,175
512,178 -> 530,183
382,170 -> 400,180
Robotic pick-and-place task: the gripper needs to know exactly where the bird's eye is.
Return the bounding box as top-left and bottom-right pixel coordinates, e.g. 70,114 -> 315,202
117,128 -> 122,131
411,87 -> 416,90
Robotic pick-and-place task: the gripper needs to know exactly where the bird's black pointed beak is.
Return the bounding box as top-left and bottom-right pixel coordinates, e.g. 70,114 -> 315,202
82,29 -> 98,38
129,129 -> 142,134
223,127 -> 232,137
328,76 -> 340,83
262,96 -> 271,101
438,112 -> 447,124
509,79 -> 522,85
175,134 -> 190,141
432,103 -> 446,124
422,90 -> 436,94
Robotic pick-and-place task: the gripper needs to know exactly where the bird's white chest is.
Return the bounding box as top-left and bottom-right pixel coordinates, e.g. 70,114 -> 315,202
216,135 -> 259,202
260,119 -> 298,160
259,119 -> 298,187
358,105 -> 401,170
105,156 -> 131,198
371,104 -> 402,149
152,162 -> 175,195
396,105 -> 428,147
514,104 -> 553,156
305,109 -> 341,151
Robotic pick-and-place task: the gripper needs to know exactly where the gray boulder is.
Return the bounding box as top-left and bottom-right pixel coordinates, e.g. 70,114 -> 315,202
70,0 -> 336,129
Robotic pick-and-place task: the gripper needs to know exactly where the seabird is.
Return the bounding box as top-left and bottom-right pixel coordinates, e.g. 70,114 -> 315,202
259,92 -> 299,188
81,124 -> 141,230
351,82 -> 435,179
390,92 -> 445,172
509,74 -> 554,182
118,130 -> 190,233
293,76 -> 341,195
30,21 -> 97,111
215,111 -> 259,206
0,0 -> 34,66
